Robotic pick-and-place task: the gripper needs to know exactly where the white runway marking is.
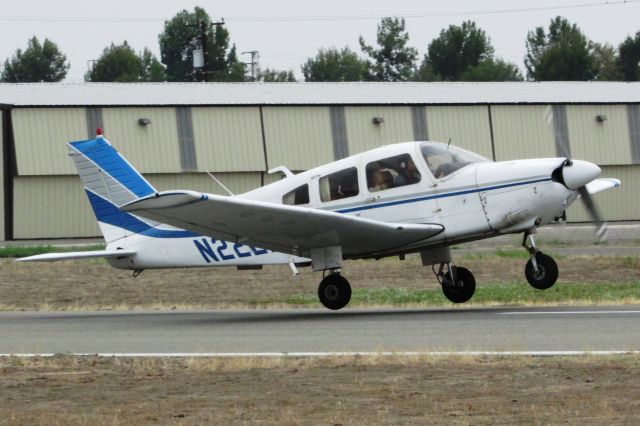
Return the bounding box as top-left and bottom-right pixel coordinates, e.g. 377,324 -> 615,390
1,351 -> 640,358
499,310 -> 640,315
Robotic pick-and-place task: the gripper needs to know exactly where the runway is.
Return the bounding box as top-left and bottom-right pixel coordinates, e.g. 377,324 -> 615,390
1,305 -> 639,355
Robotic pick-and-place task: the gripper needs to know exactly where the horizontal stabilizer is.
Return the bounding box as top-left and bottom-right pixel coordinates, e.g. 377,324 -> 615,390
16,249 -> 136,263
585,178 -> 621,195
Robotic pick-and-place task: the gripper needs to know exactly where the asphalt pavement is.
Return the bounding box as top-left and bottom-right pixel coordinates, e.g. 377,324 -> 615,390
1,306 -> 639,355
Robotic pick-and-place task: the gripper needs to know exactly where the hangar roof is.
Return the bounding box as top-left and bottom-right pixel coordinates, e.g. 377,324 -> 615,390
0,81 -> 639,107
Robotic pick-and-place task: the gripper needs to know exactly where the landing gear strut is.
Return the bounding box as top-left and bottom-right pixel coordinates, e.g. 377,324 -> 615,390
318,271 -> 352,310
434,263 -> 476,303
522,232 -> 558,290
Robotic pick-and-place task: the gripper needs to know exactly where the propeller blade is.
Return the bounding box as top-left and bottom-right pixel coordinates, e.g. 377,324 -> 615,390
577,186 -> 608,242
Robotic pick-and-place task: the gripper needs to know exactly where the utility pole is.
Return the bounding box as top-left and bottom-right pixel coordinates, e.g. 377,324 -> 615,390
193,18 -> 225,82
241,50 -> 259,81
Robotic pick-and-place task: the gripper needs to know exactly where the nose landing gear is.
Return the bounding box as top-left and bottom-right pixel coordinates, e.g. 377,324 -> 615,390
522,232 -> 558,290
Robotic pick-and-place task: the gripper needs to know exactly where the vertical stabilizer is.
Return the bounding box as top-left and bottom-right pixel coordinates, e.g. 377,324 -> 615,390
68,134 -> 158,243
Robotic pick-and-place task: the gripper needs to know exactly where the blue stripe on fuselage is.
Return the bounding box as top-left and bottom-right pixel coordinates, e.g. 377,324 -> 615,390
335,177 -> 552,214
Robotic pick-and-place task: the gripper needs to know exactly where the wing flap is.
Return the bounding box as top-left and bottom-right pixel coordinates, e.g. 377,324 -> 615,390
122,191 -> 443,257
16,249 -> 136,262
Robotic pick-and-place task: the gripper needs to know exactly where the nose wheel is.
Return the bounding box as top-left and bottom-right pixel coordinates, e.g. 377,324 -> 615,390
318,272 -> 352,310
522,232 -> 558,290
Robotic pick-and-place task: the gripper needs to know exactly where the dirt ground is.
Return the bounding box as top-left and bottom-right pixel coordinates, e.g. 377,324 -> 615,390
1,355 -> 639,425
1,253 -> 640,310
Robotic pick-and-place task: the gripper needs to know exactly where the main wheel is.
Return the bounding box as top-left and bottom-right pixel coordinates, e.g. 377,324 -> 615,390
441,266 -> 476,303
318,274 -> 352,310
525,252 -> 558,290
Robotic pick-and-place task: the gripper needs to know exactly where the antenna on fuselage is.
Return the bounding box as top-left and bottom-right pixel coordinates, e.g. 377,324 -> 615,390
206,171 -> 234,196
447,137 -> 452,149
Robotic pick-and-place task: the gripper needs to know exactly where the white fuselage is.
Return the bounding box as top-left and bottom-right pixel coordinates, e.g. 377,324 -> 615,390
108,142 -> 577,270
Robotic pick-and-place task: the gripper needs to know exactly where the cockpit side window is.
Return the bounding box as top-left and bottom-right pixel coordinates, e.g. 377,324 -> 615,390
421,143 -> 489,179
366,154 -> 421,192
283,184 -> 310,205
319,167 -> 359,202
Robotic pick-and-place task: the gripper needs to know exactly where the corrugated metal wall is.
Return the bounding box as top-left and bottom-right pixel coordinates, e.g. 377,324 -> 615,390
191,107 -> 265,172
13,176 -> 99,238
4,103 -> 640,239
566,105 -> 631,165
0,111 -> 4,241
262,107 -> 333,170
345,106 -> 414,154
566,165 -> 636,222
425,106 -> 494,159
102,107 -> 182,173
151,172 -> 262,195
491,105 -> 557,161
12,108 -> 86,175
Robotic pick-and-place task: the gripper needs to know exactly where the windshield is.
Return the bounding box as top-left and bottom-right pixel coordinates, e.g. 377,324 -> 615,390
420,142 -> 491,179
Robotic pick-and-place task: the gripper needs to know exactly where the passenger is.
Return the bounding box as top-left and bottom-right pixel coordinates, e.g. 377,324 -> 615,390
371,170 -> 393,191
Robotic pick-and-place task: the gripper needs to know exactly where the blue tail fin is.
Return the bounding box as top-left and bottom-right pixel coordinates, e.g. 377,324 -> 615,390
68,135 -> 158,243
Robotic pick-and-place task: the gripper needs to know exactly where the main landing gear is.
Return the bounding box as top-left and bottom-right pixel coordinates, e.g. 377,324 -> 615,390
434,263 -> 476,303
318,271 -> 352,310
522,232 -> 558,290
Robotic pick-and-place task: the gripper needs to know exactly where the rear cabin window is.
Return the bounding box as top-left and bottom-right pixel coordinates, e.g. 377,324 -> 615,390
366,154 -> 421,192
319,167 -> 359,202
282,184 -> 310,205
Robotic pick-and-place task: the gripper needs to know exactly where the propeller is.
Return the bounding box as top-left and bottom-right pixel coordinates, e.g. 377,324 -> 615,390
550,108 -> 609,242
576,186 -> 608,242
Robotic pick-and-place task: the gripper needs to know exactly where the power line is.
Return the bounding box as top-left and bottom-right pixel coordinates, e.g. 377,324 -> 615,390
230,0 -> 640,22
0,1 -> 638,23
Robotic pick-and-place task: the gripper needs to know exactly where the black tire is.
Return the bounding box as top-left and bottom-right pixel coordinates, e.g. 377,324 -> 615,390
442,266 -> 476,303
525,252 -> 558,290
318,274 -> 352,310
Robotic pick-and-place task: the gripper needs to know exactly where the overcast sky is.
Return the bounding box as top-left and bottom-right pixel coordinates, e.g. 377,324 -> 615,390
1,0 -> 639,82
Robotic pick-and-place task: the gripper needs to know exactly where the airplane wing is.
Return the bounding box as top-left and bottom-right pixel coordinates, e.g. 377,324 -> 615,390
16,249 -> 136,262
122,191 -> 443,258
585,178 -> 621,195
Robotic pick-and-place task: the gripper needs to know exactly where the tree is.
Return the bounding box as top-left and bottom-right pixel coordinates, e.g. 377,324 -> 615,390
525,16 -> 596,81
618,31 -> 640,81
140,48 -> 167,82
1,36 -> 69,82
302,47 -> 369,81
459,58 -> 523,81
87,42 -> 141,82
86,42 -> 165,82
589,43 -> 623,81
223,45 -> 246,82
158,7 -> 244,82
257,68 -> 296,82
420,21 -> 494,81
359,17 -> 417,81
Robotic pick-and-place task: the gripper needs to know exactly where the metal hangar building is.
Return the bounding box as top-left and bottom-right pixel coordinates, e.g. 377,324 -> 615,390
0,81 -> 639,240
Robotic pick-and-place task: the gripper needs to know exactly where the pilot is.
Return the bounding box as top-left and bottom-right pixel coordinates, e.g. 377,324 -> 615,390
394,159 -> 420,186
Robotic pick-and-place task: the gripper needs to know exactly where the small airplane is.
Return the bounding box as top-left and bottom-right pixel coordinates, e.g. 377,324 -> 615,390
19,129 -> 620,310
